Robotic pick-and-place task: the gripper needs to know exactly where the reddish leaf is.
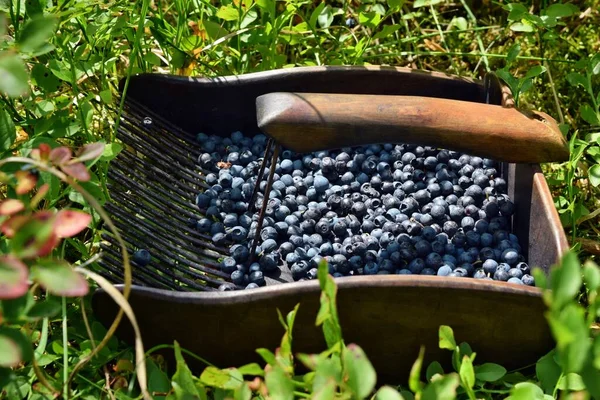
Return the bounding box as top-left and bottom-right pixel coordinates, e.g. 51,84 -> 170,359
30,260 -> 88,297
0,334 -> 22,367
30,183 -> 50,208
1,215 -> 28,237
0,255 -> 29,300
54,210 -> 92,238
49,146 -> 72,165
0,199 -> 25,216
15,170 -> 37,195
76,142 -> 105,162
61,162 -> 90,181
11,216 -> 59,259
30,143 -> 51,162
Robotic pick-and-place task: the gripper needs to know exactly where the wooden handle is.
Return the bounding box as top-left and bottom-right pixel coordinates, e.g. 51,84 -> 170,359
256,93 -> 569,163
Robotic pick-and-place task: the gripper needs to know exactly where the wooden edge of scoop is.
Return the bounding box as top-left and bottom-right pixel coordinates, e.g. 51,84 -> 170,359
256,92 -> 569,164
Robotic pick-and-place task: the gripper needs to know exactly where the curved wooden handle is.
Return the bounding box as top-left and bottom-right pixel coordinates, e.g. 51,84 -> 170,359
256,93 -> 569,163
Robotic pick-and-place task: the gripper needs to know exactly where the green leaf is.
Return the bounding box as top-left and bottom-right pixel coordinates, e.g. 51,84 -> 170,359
545,3 -> 577,19
566,72 -> 589,91
387,0 -> 404,10
342,344 -> 377,399
216,5 -> 239,21
312,379 -> 336,400
589,165 -> 600,187
408,346 -> 425,393
450,16 -> 468,30
27,298 -> 61,319
202,20 -> 230,41
256,348 -> 276,366
591,53 -> 600,75
413,0 -> 443,8
0,53 -> 29,97
255,0 -> 275,14
265,365 -> 294,400
421,373 -> 459,400
17,15 -> 57,53
1,292 -> 33,322
505,3 -> 528,21
506,44 -> 521,64
0,327 -> 33,364
557,373 -> 585,390
496,68 -> 519,97
524,65 -> 546,80
309,2 -> 326,29
375,386 -> 405,400
30,63 -> 61,92
474,363 -> 506,382
172,341 -> 207,399
0,106 -> 15,154
30,259 -> 89,297
425,361 -> 444,381
317,5 -> 333,29
374,24 -> 401,40
583,261 -> 600,292
238,363 -> 263,377
459,355 -> 475,395
550,251 -> 581,310
0,255 -> 29,300
200,366 -> 243,390
313,355 -> 342,393
316,259 -> 342,348
438,325 -> 456,350
580,360 -> 600,399
0,333 -> 21,367
146,358 -> 171,395
506,382 -> 544,400
510,21 -> 535,32
536,350 -> 561,394
358,11 -> 381,29
523,65 -> 546,79
581,103 -> 600,126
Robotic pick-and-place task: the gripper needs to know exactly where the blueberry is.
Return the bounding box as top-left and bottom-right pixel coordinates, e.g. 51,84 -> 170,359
221,257 -> 237,274
231,270 -> 245,285
364,261 -> 379,275
218,283 -> 236,291
508,268 -> 523,279
522,274 -> 535,286
229,226 -> 248,242
516,262 -> 530,275
502,249 -> 519,266
473,269 -> 487,279
249,270 -> 266,286
453,267 -> 468,277
345,17 -> 356,27
507,277 -> 524,285
437,265 -> 453,276
132,249 -> 151,266
425,252 -> 443,269
493,269 -> 510,281
408,258 -> 425,274
291,261 -> 310,280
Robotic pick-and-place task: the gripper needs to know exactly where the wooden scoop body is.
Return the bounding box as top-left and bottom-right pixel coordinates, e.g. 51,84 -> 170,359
256,92 -> 569,163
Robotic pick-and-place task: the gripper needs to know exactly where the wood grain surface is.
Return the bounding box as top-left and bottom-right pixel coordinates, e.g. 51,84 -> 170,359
92,276 -> 552,383
256,92 -> 569,163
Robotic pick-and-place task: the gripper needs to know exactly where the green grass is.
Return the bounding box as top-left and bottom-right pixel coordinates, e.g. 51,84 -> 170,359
0,0 -> 599,398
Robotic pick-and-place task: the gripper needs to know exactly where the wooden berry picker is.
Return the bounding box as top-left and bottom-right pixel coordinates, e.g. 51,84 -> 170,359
92,66 -> 569,380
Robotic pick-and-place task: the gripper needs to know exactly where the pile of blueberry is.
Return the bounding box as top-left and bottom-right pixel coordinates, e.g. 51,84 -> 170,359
192,131 -> 534,290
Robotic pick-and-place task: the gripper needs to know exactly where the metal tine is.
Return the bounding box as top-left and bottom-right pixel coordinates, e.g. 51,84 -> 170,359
100,230 -> 224,290
95,250 -> 158,288
103,203 -> 227,271
105,190 -> 228,254
249,138 -> 274,213
114,144 -> 206,198
121,101 -> 205,165
99,215 -> 228,283
107,168 -> 201,222
250,144 -> 281,262
117,122 -> 209,187
99,243 -> 192,290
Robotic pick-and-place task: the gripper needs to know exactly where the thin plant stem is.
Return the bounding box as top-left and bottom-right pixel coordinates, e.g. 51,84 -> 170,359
62,296 -> 69,400
458,0 -> 489,71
